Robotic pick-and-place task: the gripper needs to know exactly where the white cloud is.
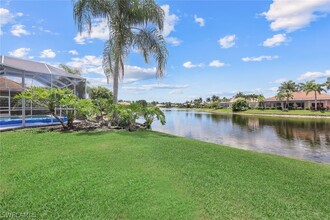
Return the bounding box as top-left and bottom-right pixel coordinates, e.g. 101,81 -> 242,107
165,37 -> 181,46
298,70 -> 330,80
68,50 -> 79,55
169,89 -> 183,94
0,8 -> 12,25
38,27 -> 59,35
194,15 -> 205,27
262,34 -> 287,47
161,5 -> 179,37
11,24 -> 30,37
262,0 -> 330,32
40,49 -> 56,58
272,78 -> 287,84
218,34 -> 236,48
161,5 -> 181,46
67,55 -> 161,84
209,60 -> 225,67
74,19 -> 109,44
242,55 -> 279,62
123,84 -> 188,92
8,47 -> 30,58
183,61 -> 204,68
0,8 -> 24,35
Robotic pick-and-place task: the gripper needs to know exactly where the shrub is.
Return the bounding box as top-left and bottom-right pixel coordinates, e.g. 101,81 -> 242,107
232,99 -> 249,112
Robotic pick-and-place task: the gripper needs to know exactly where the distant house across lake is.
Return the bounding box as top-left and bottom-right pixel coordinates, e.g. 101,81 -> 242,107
263,92 -> 330,110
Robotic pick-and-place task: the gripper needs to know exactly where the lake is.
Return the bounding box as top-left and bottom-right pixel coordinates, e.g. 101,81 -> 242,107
151,109 -> 330,163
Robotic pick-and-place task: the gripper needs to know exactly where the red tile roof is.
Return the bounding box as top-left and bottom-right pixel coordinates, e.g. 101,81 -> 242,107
0,77 -> 22,91
265,92 -> 330,102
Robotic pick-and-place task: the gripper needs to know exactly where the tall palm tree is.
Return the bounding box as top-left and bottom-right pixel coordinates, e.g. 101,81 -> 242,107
300,80 -> 326,110
326,77 -> 330,90
277,80 -> 298,110
73,0 -> 168,104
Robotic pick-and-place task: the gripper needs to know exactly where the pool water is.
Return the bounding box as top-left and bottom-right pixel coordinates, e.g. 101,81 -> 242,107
0,116 -> 68,129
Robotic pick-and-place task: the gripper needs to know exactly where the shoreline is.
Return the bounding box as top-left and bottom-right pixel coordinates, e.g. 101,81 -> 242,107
181,108 -> 330,119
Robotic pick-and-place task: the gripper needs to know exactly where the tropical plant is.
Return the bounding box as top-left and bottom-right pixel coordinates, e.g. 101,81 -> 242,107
142,106 -> 165,129
15,87 -> 77,129
300,80 -> 326,110
73,0 -> 168,105
257,95 -> 265,109
232,98 -> 249,112
277,80 -> 298,110
88,86 -> 113,121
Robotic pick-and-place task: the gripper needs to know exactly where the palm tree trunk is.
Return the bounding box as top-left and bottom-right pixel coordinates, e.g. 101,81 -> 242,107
314,91 -> 317,111
111,60 -> 119,125
113,61 -> 119,104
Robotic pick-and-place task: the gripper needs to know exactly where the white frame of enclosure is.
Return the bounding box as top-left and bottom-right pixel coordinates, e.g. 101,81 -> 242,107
0,60 -> 87,127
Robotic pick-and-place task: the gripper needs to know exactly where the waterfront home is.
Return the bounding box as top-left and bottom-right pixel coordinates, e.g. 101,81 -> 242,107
263,92 -> 330,110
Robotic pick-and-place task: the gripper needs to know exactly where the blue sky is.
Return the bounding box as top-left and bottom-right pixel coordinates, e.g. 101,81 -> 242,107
1,0 -> 330,102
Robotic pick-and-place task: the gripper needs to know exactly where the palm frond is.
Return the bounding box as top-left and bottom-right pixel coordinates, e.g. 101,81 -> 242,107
132,27 -> 168,78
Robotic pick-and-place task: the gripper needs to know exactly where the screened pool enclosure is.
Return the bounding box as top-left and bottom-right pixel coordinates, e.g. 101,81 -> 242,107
0,55 -> 87,129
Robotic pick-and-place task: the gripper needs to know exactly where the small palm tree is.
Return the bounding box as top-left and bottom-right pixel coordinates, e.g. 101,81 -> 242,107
73,0 -> 168,104
300,80 -> 326,110
276,92 -> 291,110
277,80 -> 298,110
257,95 -> 265,109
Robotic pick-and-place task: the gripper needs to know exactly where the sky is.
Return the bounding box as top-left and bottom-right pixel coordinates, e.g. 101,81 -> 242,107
1,0 -> 330,102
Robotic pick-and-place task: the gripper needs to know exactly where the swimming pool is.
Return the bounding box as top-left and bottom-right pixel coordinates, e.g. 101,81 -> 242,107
0,116 -> 68,130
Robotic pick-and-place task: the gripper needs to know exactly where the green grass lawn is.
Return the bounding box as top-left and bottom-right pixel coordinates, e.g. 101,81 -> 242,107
195,108 -> 330,116
1,129 -> 329,219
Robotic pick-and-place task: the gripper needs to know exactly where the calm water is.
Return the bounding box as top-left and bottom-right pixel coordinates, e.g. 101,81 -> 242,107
151,109 -> 330,163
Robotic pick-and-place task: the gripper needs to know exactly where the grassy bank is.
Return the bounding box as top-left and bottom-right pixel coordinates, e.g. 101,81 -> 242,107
1,129 -> 329,219
193,108 -> 330,117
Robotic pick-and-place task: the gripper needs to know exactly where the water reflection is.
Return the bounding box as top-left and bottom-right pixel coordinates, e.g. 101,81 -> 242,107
152,109 -> 330,163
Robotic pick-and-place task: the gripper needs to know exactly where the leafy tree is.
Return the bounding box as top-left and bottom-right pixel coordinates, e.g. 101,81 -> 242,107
277,80 -> 298,110
15,87 -> 85,129
235,92 -> 246,99
221,97 -> 230,102
232,98 -> 249,112
136,99 -> 148,108
88,86 -> 113,121
73,0 -> 168,105
211,95 -> 220,102
300,80 -> 326,110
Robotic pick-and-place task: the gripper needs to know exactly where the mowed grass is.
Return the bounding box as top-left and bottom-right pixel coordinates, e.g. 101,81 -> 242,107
1,129 -> 330,219
196,108 -> 330,117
